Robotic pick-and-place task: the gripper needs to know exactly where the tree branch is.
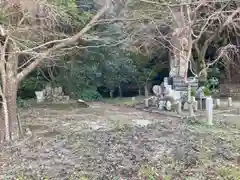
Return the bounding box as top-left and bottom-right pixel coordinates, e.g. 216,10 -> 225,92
17,0 -> 110,82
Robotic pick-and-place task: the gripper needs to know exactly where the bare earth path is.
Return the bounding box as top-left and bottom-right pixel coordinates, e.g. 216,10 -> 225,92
1,102 -> 240,179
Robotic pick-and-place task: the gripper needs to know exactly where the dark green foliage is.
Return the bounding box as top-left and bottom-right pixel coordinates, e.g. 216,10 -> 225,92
18,71 -> 48,99
78,87 -> 102,100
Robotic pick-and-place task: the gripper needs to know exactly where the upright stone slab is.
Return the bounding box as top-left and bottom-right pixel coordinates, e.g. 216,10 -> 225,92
177,101 -> 182,114
192,96 -> 196,102
159,101 -> 165,110
152,85 -> 162,96
206,97 -> 213,125
35,91 -> 45,103
163,77 -> 168,87
188,85 -> 194,116
228,97 -> 232,107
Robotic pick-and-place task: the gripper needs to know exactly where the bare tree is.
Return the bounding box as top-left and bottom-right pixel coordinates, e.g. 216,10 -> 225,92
0,0 -> 111,141
121,0 -> 240,81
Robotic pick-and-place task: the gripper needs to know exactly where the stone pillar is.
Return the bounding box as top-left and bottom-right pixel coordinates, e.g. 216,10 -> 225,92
206,97 -> 213,125
177,101 -> 182,114
228,97 -> 232,107
188,85 -> 194,116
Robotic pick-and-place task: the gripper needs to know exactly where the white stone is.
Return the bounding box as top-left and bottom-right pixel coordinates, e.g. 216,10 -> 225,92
183,102 -> 189,110
193,101 -> 198,111
35,91 -> 45,103
174,91 -> 181,100
152,85 -> 162,96
191,96 -> 196,102
132,97 -> 136,101
163,77 -> 168,86
228,97 -> 232,107
159,101 -> 165,110
165,100 -> 172,111
189,103 -> 194,116
206,97 -> 213,125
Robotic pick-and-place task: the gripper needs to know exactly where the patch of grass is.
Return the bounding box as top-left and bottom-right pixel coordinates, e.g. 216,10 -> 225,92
107,116 -> 130,130
216,166 -> 240,179
138,165 -> 160,180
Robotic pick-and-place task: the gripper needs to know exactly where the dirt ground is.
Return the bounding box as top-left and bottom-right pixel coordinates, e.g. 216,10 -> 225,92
1,100 -> 240,180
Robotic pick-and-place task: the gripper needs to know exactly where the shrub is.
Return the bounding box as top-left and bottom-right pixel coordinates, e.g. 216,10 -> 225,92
78,87 -> 102,101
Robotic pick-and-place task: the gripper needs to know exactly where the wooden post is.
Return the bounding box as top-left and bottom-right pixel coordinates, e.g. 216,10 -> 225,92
228,97 -> 232,107
206,97 -> 213,125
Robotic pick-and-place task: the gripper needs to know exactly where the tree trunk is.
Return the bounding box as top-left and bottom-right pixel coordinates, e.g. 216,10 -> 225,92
144,83 -> 149,97
170,2 -> 192,79
6,82 -> 18,138
109,90 -> 113,98
138,86 -> 141,96
1,80 -> 18,141
118,85 -> 122,97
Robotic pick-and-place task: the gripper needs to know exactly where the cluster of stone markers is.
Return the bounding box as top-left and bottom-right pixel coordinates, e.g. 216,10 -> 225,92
143,77 -> 233,125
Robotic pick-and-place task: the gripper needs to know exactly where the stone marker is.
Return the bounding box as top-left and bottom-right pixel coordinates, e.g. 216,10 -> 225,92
159,100 -> 165,110
152,85 -> 162,96
183,102 -> 189,110
35,91 -> 44,103
132,97 -> 136,101
228,97 -> 232,107
193,101 -> 198,111
188,85 -> 194,116
177,101 -> 182,114
165,100 -> 172,111
192,96 -> 196,102
206,97 -> 213,125
215,99 -> 220,108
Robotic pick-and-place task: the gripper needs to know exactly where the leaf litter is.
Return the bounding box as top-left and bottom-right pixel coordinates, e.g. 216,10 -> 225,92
0,102 -> 240,179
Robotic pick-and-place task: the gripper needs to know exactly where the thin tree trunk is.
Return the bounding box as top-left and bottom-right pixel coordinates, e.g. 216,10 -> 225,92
138,86 -> 141,96
144,83 -> 149,97
1,93 -> 10,141
118,85 -> 122,97
6,84 -> 18,139
3,80 -> 18,140
109,90 -> 113,98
